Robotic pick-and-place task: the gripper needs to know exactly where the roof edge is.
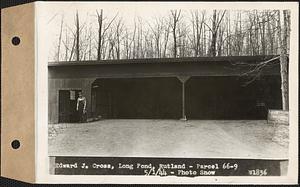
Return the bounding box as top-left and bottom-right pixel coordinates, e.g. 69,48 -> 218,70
48,55 -> 280,67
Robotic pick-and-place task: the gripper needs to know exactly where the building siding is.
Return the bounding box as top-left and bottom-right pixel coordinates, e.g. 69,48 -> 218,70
48,78 -> 95,123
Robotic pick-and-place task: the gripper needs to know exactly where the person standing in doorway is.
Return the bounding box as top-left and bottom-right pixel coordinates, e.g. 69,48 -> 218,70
76,91 -> 87,123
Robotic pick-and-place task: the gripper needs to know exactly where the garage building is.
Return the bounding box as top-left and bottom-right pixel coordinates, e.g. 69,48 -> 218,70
48,55 -> 282,123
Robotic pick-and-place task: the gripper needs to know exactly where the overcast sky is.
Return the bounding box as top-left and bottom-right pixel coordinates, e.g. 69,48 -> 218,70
45,2 -> 215,32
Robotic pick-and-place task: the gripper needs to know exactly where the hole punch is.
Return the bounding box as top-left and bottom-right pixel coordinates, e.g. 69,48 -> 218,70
11,36 -> 20,46
11,140 -> 20,149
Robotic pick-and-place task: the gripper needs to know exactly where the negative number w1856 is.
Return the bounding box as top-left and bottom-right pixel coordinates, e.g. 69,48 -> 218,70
248,169 -> 268,176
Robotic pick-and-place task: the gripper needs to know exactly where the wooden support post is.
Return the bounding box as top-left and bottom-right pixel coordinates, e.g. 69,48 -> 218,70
181,81 -> 186,120
177,76 -> 190,120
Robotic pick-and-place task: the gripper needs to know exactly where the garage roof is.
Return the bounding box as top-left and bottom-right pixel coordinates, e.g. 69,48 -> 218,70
48,55 -> 280,67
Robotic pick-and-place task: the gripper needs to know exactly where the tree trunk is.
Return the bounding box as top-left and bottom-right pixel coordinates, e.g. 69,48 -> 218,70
64,29 -> 68,61
173,19 -> 177,58
76,11 -> 80,62
171,10 -> 181,58
69,37 -> 76,61
210,10 -> 217,57
266,11 -> 274,54
260,11 -> 266,55
88,29 -> 92,60
97,9 -> 103,61
57,16 -> 64,61
277,10 -> 289,110
226,12 -> 230,56
163,23 -> 170,58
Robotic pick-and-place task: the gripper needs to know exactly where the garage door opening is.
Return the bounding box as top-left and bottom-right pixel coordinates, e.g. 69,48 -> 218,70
186,76 -> 282,119
58,89 -> 82,123
91,77 -> 182,119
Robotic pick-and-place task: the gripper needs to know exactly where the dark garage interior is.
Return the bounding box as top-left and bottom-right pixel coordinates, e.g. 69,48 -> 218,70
186,75 -> 282,119
91,75 -> 282,120
91,77 -> 182,119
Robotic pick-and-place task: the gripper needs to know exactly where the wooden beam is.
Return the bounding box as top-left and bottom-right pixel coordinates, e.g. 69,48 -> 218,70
177,76 -> 190,120
177,75 -> 190,83
181,81 -> 187,120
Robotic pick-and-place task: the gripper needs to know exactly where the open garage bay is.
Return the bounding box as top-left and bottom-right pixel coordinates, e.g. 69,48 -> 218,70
91,77 -> 182,119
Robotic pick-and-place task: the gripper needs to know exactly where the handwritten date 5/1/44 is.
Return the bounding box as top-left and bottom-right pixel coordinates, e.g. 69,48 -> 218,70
248,169 -> 268,176
144,167 -> 167,176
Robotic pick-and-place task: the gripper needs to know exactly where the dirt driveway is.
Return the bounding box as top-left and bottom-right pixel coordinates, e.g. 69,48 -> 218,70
49,120 -> 288,158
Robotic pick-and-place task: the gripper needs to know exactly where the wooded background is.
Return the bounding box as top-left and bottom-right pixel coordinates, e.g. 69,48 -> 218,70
51,9 -> 290,62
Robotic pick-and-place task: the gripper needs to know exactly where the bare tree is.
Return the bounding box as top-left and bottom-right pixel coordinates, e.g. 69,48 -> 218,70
114,18 -> 124,59
132,19 -> 137,59
148,17 -> 164,58
232,11 -> 244,56
190,10 -> 205,57
107,27 -> 115,59
137,17 -> 144,58
277,10 -> 289,110
88,26 -> 93,60
162,18 -> 171,58
217,24 -> 225,56
58,12 -> 90,61
259,11 -> 266,55
62,28 -> 69,61
80,25 -> 93,61
56,15 -> 64,61
178,22 -> 190,57
207,10 -> 226,57
266,11 -> 274,54
143,29 -> 155,58
75,11 -> 80,61
226,11 -> 231,56
123,27 -> 131,59
96,10 -> 118,60
68,34 -> 76,61
170,10 -> 182,58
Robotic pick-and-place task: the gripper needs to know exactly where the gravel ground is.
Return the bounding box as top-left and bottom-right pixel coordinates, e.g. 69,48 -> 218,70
48,120 -> 288,158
